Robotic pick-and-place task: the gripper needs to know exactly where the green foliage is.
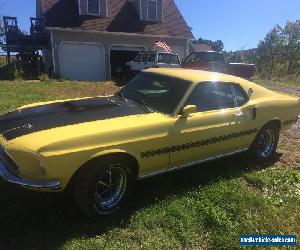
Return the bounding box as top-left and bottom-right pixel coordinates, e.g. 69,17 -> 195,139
194,38 -> 224,52
224,19 -> 300,80
0,62 -> 23,80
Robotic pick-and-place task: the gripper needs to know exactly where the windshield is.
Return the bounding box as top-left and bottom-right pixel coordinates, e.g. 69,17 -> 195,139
117,72 -> 191,114
185,52 -> 224,64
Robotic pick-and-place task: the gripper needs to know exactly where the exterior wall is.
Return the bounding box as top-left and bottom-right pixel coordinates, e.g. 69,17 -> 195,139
36,0 -> 41,18
49,29 -> 189,80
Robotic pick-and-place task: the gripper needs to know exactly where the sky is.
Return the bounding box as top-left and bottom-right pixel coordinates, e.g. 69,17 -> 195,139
1,0 -> 300,51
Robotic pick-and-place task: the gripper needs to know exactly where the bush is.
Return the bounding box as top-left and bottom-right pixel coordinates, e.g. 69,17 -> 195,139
0,63 -> 23,80
39,73 -> 50,81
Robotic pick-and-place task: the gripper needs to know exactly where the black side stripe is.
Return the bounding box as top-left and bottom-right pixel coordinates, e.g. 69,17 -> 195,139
141,128 -> 258,158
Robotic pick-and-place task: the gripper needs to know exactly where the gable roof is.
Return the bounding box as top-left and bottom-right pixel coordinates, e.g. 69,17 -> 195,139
39,0 -> 194,38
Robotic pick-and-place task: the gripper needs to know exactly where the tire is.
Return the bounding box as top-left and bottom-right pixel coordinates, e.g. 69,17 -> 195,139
73,155 -> 136,220
249,123 -> 279,163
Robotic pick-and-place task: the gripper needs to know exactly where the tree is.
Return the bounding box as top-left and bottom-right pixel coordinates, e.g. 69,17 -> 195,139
257,25 -> 284,76
282,20 -> 300,73
194,37 -> 224,52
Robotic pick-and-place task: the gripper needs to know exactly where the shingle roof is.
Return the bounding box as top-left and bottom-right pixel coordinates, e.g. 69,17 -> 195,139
39,0 -> 194,38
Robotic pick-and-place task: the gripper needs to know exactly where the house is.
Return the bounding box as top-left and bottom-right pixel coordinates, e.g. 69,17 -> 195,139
37,0 -> 195,81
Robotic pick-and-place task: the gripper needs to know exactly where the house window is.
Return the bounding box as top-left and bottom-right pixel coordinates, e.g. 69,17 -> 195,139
147,0 -> 157,21
88,0 -> 100,15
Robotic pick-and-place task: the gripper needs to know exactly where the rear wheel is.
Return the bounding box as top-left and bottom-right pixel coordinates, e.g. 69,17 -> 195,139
249,123 -> 279,162
73,156 -> 136,219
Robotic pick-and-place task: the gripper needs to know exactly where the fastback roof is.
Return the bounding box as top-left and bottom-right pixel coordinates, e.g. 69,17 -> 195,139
144,68 -> 247,84
39,0 -> 194,38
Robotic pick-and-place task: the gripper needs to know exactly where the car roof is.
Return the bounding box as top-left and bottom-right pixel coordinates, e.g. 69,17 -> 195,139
144,68 -> 247,84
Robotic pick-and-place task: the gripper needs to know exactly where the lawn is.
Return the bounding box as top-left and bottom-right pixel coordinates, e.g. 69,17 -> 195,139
0,79 -> 299,250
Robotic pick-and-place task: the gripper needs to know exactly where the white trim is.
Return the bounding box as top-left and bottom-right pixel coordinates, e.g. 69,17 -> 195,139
106,0 -> 108,17
139,0 -> 142,20
78,0 -> 82,15
138,148 -> 249,179
87,0 -> 101,16
50,31 -> 56,74
108,44 -> 147,79
46,27 -> 194,40
147,0 -> 158,21
58,41 -> 106,81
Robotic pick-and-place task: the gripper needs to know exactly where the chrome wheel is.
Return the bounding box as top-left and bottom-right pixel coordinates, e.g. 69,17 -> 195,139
94,164 -> 127,213
258,129 -> 276,158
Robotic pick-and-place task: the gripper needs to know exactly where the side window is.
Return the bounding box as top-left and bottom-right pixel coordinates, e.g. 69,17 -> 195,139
134,53 -> 142,62
142,53 -> 149,63
88,0 -> 100,15
148,53 -> 156,63
185,82 -> 235,112
232,84 -> 249,106
148,0 -> 157,21
170,55 -> 180,65
158,53 -> 170,64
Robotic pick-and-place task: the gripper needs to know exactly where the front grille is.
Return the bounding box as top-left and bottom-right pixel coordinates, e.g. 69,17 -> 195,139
0,146 -> 19,176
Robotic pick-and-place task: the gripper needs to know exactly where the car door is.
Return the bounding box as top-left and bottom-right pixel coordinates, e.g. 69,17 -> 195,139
157,53 -> 170,68
141,52 -> 150,70
169,54 -> 181,68
169,81 -> 255,168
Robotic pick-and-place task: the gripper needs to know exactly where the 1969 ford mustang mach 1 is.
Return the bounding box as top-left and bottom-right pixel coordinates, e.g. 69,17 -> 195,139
0,68 -> 299,219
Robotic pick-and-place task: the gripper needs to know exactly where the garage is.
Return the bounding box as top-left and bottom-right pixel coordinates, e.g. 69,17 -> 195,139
109,45 -> 146,82
59,42 -> 105,81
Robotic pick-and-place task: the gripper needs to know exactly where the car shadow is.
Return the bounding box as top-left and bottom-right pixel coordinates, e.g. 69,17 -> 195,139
0,152 -> 281,249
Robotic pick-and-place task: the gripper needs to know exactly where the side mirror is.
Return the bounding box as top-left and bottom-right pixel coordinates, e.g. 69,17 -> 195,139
181,105 -> 197,118
248,88 -> 254,97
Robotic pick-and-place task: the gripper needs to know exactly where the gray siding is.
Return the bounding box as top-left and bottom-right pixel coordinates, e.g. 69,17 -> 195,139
50,30 -> 188,80
36,0 -> 41,18
79,0 -> 107,16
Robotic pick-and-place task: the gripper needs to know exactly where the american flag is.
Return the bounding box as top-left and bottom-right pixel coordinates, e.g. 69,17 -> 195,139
154,40 -> 172,53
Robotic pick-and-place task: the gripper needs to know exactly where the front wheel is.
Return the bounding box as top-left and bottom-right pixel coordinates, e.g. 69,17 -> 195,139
249,123 -> 279,163
73,156 -> 136,219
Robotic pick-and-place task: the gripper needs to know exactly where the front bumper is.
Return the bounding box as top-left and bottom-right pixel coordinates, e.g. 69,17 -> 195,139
0,161 -> 61,190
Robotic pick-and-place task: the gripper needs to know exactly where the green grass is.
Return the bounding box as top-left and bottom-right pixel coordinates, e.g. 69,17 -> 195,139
0,80 -> 299,250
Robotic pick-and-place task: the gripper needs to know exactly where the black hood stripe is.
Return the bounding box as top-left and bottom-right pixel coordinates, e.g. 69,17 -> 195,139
0,96 -> 148,140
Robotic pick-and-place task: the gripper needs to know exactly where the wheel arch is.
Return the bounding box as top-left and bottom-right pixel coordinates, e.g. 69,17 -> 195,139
261,119 -> 282,131
66,149 -> 140,192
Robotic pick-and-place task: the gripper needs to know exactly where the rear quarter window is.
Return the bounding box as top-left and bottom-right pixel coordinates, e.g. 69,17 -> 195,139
231,84 -> 249,106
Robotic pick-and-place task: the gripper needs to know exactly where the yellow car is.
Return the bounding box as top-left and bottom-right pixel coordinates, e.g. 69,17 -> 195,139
0,68 -> 299,218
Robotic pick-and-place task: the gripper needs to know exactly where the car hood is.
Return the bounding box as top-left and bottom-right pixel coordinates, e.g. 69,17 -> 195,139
0,96 -> 149,142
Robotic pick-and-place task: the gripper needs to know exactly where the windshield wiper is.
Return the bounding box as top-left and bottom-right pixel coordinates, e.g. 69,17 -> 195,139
115,92 -> 126,101
130,97 -> 155,113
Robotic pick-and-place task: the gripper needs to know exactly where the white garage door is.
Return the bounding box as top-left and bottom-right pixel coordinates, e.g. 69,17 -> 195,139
59,42 -> 105,81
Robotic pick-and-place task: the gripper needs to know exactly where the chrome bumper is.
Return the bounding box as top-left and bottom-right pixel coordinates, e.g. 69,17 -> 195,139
0,162 -> 61,190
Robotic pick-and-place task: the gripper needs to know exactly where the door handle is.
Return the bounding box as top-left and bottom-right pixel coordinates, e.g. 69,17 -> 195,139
234,111 -> 245,118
